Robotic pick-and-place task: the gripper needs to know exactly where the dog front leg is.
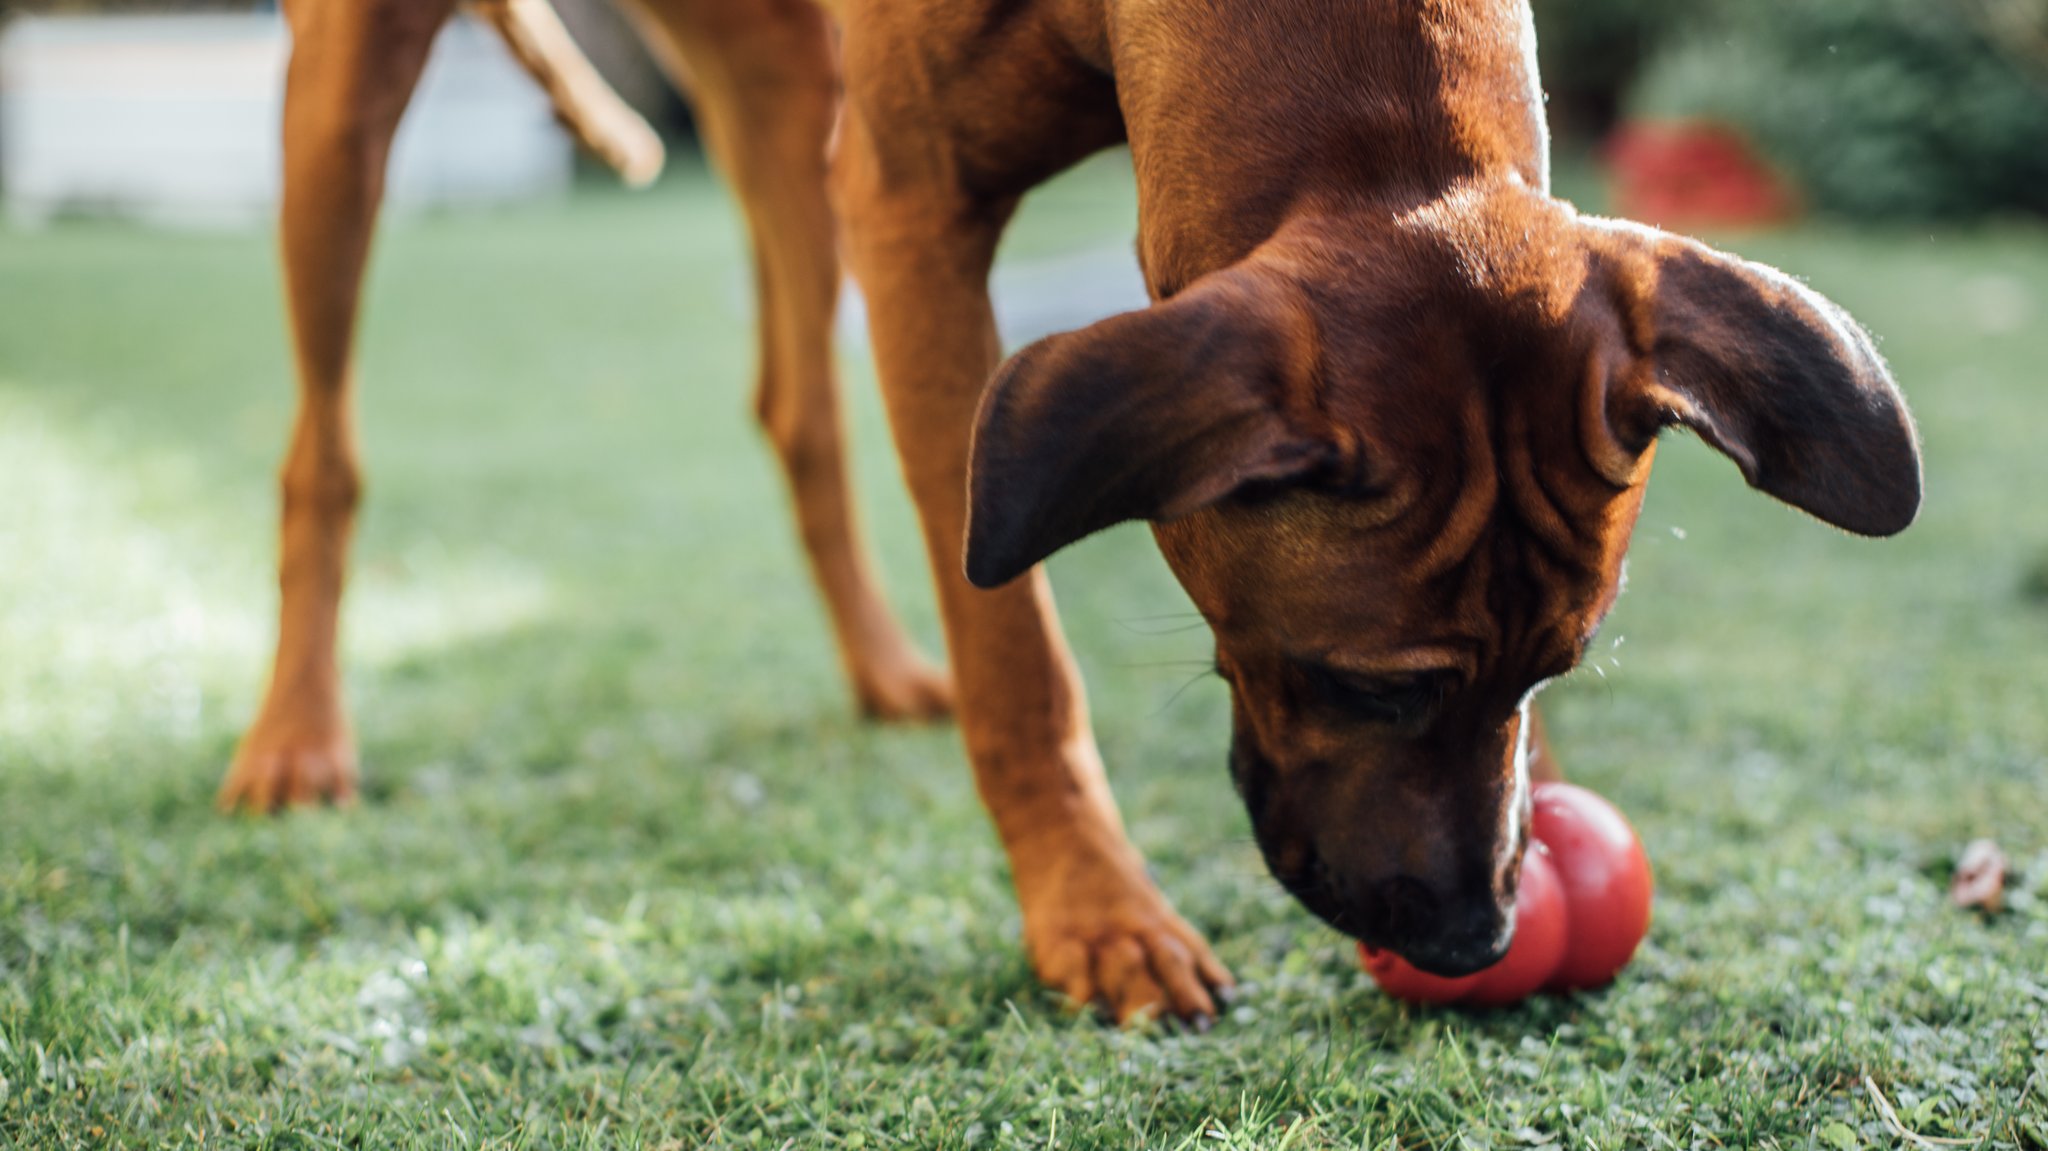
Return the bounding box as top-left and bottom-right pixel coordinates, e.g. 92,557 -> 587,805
220,0 -> 455,811
832,112 -> 1232,1026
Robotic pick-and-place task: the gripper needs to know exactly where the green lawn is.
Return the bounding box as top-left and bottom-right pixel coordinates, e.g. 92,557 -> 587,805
2,154 -> 2045,1149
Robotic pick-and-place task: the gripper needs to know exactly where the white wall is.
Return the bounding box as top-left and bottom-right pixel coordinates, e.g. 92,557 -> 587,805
0,13 -> 574,230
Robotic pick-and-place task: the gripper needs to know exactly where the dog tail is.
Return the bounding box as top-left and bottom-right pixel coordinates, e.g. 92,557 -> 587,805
467,0 -> 666,188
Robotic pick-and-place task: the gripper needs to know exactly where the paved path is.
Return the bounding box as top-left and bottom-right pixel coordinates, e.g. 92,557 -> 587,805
836,242 -> 1151,351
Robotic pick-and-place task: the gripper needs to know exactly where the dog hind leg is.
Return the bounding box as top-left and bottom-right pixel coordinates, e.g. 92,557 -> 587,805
627,0 -> 954,722
220,0 -> 457,811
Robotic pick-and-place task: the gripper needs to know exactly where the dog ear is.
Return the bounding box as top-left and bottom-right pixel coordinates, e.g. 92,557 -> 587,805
1589,223 -> 1921,536
964,267 -> 1332,588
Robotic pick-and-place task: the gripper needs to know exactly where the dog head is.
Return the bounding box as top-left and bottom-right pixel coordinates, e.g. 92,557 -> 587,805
964,184 -> 1920,975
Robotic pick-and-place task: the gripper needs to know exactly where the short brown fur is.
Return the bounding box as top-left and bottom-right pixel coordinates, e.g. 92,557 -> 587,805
233,0 -> 1919,1023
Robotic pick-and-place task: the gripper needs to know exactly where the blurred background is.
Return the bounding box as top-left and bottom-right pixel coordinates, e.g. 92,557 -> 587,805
1,0 -> 673,227
4,0 -> 2047,225
2,2 -> 2046,1145
1533,0 -> 2048,225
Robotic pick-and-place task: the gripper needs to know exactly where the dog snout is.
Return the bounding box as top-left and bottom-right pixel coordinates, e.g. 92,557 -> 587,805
1327,870 -> 1511,977
1373,873 -> 1513,975
1251,821 -> 1517,974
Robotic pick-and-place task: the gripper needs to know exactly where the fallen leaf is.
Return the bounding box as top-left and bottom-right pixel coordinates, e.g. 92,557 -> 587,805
1949,838 -> 2008,913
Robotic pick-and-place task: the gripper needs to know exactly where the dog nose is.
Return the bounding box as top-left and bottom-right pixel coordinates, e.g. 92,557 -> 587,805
1373,875 -> 1513,977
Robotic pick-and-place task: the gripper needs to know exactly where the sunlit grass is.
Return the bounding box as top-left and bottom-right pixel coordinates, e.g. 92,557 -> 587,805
2,155 -> 2045,1148
0,394 -> 554,769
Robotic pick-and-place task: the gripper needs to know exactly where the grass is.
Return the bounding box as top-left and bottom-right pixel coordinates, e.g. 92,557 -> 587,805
2,151 -> 2046,1149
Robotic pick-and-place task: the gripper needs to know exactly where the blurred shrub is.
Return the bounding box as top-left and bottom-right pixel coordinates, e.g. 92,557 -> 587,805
2023,554 -> 2048,603
1628,0 -> 2048,219
1529,0 -> 1701,133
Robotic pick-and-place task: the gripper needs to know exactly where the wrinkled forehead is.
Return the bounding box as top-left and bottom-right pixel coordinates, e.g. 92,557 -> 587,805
1158,492 -> 1425,633
1155,440 -> 1648,676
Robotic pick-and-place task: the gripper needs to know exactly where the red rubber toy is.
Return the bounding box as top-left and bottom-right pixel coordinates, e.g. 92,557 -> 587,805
1360,781 -> 1651,1007
1463,842 -> 1569,1006
1358,842 -> 1567,1007
1530,781 -> 1654,991
1358,945 -> 1483,1005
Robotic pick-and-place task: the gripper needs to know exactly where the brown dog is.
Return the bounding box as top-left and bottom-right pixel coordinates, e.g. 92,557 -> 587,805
226,0 -> 1920,1025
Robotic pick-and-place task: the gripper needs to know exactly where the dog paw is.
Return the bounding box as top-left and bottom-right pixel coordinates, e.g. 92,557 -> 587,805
854,654 -> 954,724
1020,844 -> 1233,1026
218,716 -> 357,813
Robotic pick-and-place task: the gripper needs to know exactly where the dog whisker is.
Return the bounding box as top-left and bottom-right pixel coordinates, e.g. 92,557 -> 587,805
1114,612 -> 1212,636
1154,665 -> 1225,714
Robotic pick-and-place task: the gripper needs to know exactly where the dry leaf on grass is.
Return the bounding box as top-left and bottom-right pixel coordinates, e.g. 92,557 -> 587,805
1949,838 -> 2008,912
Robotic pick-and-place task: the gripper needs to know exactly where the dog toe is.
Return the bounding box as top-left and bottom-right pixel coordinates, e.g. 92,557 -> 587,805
1097,935 -> 1171,1024
1145,929 -> 1224,1021
218,733 -> 357,814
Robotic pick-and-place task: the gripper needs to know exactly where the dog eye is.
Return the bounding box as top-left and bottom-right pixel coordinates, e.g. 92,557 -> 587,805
1301,665 -> 1449,725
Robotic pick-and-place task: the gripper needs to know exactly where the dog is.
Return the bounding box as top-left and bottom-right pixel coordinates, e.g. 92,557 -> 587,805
223,0 -> 1921,1026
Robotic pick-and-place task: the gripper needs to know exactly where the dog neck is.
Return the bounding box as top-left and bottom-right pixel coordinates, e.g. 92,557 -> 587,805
1107,0 -> 1550,298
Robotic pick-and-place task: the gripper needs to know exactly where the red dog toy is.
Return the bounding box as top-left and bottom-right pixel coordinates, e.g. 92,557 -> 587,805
1360,782 -> 1652,1006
